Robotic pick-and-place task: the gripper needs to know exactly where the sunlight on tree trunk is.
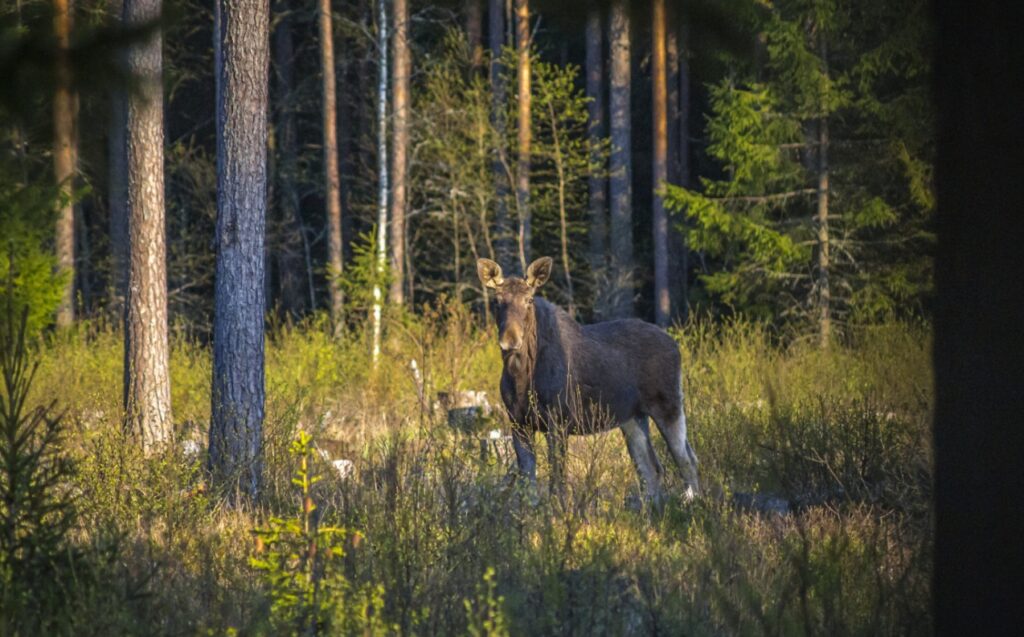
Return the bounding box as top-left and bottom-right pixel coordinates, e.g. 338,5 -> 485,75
515,0 -> 531,273
320,0 -> 344,336
390,0 -> 409,306
372,0 -> 389,368
53,0 -> 76,328
652,0 -> 670,327
123,0 -> 172,450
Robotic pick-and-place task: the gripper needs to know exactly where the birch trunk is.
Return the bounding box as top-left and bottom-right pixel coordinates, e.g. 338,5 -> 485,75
372,0 -> 388,367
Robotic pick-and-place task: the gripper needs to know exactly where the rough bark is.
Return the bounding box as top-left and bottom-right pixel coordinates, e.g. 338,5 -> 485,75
933,0 -> 1024,629
651,0 -> 669,327
122,0 -> 172,451
272,0 -> 306,317
209,0 -> 269,502
53,0 -> 76,328
389,0 -> 409,305
319,0 -> 344,332
514,0 -> 531,273
372,0 -> 388,367
585,7 -> 607,315
488,0 -> 512,270
608,0 -> 633,318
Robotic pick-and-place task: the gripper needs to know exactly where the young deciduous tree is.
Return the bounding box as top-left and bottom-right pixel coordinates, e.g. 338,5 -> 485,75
208,0 -> 269,501
371,0 -> 388,367
123,0 -> 172,449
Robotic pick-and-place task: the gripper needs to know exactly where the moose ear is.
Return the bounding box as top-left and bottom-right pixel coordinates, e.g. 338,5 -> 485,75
526,257 -> 554,288
477,258 -> 504,289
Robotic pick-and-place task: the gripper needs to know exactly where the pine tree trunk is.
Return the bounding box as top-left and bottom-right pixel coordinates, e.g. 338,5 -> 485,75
514,0 -> 531,273
53,0 -> 76,328
389,0 -> 409,306
816,40 -> 831,347
608,0 -> 633,318
465,0 -> 483,70
272,0 -> 306,317
209,0 -> 269,502
488,0 -> 512,270
372,0 -> 388,367
107,0 -> 128,315
319,0 -> 344,333
651,0 -> 669,327
666,11 -> 689,322
585,6 -> 607,316
123,0 -> 172,451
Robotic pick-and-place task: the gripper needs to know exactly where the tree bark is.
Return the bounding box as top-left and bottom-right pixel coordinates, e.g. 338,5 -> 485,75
272,0 -> 306,317
372,0 -> 388,367
319,0 -> 344,333
514,0 -> 530,273
667,17 -> 690,322
389,0 -> 409,305
209,0 -> 269,502
608,0 -> 633,318
933,0 -> 1024,629
651,0 -> 669,327
123,0 -> 172,450
108,0 -> 128,315
488,0 -> 512,270
53,0 -> 76,328
816,40 -> 831,347
465,0 -> 483,70
585,6 -> 607,316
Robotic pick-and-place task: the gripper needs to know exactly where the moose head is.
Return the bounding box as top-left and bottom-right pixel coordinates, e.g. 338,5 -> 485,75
476,257 -> 553,353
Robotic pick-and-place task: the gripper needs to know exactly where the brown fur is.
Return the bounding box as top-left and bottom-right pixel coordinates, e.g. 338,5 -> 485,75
477,257 -> 700,500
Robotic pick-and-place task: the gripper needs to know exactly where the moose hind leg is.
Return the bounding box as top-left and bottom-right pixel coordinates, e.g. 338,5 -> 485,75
651,396 -> 700,499
621,418 -> 664,505
547,429 -> 568,498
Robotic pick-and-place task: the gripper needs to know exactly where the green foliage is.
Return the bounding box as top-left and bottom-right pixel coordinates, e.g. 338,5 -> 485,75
0,308 -> 78,633
666,0 -> 934,330
336,228 -> 392,316
251,430 -> 390,636
464,567 -> 509,637
0,170 -> 68,338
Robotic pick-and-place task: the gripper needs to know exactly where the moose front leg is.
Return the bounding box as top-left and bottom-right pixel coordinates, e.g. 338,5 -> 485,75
510,425 -> 537,485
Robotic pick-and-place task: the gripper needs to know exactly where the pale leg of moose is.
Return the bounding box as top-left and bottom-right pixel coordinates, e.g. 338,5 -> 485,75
511,426 -> 538,484
651,393 -> 700,500
621,418 -> 664,505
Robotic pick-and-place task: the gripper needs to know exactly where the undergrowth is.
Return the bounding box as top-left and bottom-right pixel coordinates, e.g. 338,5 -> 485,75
3,304 -> 932,635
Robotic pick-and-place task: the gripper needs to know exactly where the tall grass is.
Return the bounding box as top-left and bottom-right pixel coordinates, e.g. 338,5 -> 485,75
11,305 -> 932,634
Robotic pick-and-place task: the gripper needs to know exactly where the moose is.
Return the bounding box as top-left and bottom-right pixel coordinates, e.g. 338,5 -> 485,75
477,256 -> 700,504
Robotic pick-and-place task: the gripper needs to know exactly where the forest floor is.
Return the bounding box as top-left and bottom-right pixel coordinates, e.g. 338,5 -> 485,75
14,304 -> 933,635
